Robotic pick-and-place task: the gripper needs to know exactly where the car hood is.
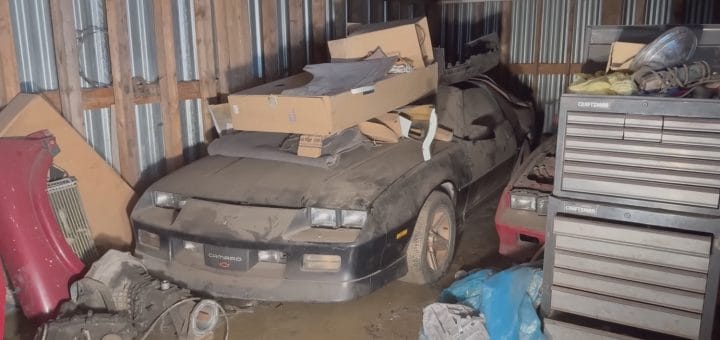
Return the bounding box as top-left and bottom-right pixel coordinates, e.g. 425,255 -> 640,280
149,139 -> 441,210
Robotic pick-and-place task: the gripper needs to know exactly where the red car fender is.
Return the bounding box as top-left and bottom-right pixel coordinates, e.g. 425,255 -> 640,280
1,258 -> 4,335
494,189 -> 545,257
0,131 -> 84,323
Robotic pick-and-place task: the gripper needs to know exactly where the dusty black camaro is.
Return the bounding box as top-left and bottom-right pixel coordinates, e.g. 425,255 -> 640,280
131,76 -> 534,302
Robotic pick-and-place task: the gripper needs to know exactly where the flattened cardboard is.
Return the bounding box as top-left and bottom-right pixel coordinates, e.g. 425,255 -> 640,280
229,63 -> 438,136
329,17 -> 434,67
0,94 -> 134,250
606,42 -> 646,72
358,112 -> 412,143
358,121 -> 399,143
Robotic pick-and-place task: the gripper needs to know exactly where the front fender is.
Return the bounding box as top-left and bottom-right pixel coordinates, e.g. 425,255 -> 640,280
368,143 -> 469,267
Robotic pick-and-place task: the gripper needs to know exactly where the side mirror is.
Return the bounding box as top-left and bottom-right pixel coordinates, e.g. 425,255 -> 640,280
465,125 -> 493,141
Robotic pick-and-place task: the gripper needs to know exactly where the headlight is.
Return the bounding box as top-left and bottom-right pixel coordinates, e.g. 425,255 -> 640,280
536,195 -> 549,215
138,229 -> 161,250
309,208 -> 368,228
302,254 -> 341,272
510,191 -> 549,215
183,240 -> 202,252
510,191 -> 537,211
153,191 -> 188,209
340,210 -> 367,229
309,208 -> 337,227
258,250 -> 287,263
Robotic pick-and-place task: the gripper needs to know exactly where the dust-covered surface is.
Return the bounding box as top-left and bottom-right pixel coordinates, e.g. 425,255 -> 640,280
222,198 -> 516,340
3,197 -> 515,340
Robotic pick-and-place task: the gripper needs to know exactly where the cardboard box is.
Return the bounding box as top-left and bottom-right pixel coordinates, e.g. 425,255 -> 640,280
606,42 -> 646,72
229,62 -> 437,137
329,17 -> 434,68
0,94 -> 134,250
229,17 -> 437,137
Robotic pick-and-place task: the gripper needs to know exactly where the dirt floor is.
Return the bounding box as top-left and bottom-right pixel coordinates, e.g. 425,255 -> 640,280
4,195 -> 522,340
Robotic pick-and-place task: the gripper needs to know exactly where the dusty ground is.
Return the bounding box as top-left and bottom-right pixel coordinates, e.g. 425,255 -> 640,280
5,196 -> 520,340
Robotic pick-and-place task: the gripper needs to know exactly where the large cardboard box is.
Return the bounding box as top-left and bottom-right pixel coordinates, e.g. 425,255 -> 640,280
0,94 -> 134,250
229,18 -> 437,136
329,18 -> 434,67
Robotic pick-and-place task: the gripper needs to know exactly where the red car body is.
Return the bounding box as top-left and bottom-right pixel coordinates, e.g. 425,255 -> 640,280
495,137 -> 556,258
0,131 -> 84,322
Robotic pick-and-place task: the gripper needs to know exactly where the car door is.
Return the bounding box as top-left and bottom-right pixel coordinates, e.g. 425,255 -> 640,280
459,84 -> 518,206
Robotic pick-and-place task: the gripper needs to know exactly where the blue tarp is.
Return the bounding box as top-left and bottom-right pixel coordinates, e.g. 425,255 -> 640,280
439,267 -> 544,340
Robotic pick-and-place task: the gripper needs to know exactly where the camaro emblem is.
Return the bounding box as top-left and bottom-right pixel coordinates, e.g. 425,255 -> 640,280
208,252 -> 243,262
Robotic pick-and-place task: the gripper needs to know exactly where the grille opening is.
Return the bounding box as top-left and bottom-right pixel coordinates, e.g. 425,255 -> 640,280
519,234 -> 540,244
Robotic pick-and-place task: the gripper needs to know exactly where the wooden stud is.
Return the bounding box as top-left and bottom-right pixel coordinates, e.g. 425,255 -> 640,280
194,0 -> 218,144
289,0 -> 307,74
499,0 -> 512,64
213,0 -> 231,95
670,0 -> 685,24
153,0 -> 183,172
262,0 -> 281,81
635,0 -> 647,25
311,0 -> 328,63
532,0 -> 544,91
564,0 -> 576,81
332,0 -> 346,39
106,0 -> 140,186
0,0 -> 19,106
50,0 -> 85,136
216,0 -> 254,94
601,0 -> 623,25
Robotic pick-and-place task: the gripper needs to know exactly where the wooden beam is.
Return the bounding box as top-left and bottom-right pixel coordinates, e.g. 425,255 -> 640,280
194,0 -> 217,144
50,0 -> 85,136
41,81 -> 208,111
106,0 -> 140,186
311,0 -> 328,63
509,63 -> 582,75
499,1 -> 511,64
289,0 -> 307,74
153,0 -> 183,172
0,0 -> 19,106
262,0 -> 281,81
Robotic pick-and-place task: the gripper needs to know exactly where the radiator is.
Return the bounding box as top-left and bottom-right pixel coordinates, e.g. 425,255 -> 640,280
47,177 -> 98,263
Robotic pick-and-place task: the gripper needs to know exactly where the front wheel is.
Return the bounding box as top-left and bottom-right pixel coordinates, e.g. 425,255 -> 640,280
400,191 -> 457,284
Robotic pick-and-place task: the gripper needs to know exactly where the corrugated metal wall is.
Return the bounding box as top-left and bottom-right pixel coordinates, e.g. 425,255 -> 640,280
510,0 -> 537,64
4,0 -> 718,180
5,0 -> 345,182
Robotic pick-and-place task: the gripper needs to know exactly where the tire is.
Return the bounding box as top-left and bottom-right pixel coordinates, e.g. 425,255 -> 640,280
400,191 -> 457,284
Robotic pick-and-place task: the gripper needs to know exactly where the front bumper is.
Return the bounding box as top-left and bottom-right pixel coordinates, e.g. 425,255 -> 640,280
139,252 -> 405,302
133,221 -> 405,302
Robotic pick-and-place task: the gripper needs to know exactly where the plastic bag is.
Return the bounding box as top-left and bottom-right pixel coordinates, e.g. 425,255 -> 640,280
439,267 -> 544,340
419,303 -> 489,340
568,72 -> 634,95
